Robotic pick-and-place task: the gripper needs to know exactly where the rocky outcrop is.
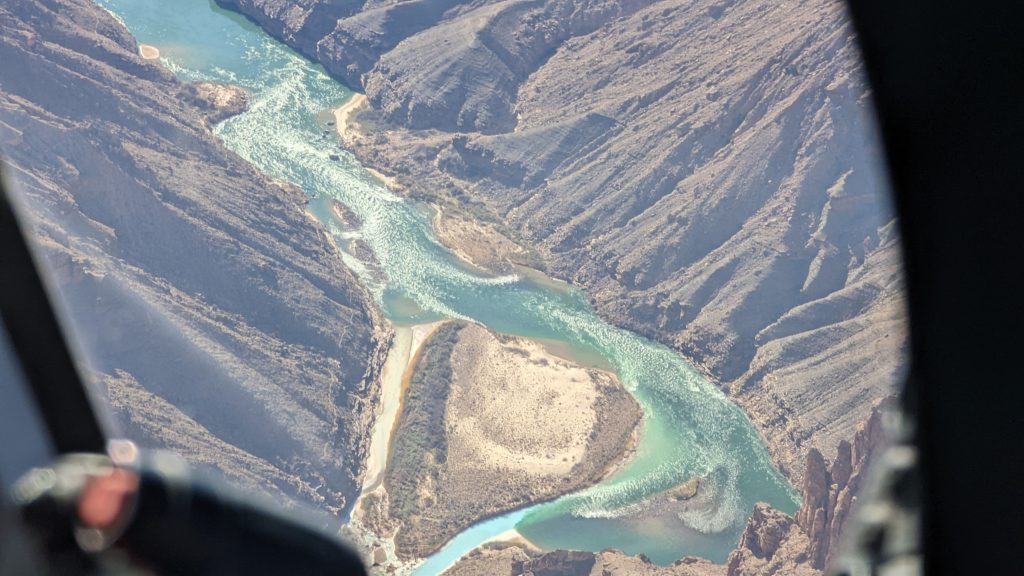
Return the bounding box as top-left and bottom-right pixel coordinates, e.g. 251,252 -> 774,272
724,504 -> 817,576
795,398 -> 888,568
736,505 -> 801,563
0,0 -> 387,517
443,542 -> 533,576
446,545 -> 727,576
723,399 -> 888,575
178,81 -> 250,125
514,549 -> 598,576
796,449 -> 833,567
213,0 -> 365,59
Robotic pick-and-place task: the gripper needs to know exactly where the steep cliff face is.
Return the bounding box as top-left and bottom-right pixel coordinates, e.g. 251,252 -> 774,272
793,398 -> 888,569
723,400 -> 887,574
216,0 -> 651,133
724,504 -> 817,576
214,0 -> 365,59
214,0 -> 906,488
0,0 -> 387,516
362,0 -> 653,133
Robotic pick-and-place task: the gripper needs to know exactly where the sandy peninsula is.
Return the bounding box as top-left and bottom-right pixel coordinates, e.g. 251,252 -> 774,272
334,93 -> 366,141
486,529 -> 540,551
364,322 -> 641,560
331,94 -> 401,190
138,44 -> 159,59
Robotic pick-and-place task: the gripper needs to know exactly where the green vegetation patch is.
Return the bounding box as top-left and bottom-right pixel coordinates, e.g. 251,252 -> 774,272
385,322 -> 464,521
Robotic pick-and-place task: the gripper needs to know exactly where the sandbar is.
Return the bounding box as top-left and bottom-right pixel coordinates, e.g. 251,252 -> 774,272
139,44 -> 159,59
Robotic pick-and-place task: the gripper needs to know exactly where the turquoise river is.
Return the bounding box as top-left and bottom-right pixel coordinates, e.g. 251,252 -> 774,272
99,1 -> 799,573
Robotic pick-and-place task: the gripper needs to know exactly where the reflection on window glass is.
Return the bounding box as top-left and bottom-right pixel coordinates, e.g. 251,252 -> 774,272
0,316 -> 54,490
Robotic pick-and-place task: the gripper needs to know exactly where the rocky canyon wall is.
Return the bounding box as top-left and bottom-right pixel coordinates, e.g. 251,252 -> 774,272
0,0 -> 387,517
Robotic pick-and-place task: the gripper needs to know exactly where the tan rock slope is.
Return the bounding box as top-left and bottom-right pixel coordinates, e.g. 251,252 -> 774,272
0,0 -> 388,516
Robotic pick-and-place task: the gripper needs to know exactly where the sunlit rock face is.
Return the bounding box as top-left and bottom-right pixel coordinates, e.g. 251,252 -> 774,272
0,0 -> 387,518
